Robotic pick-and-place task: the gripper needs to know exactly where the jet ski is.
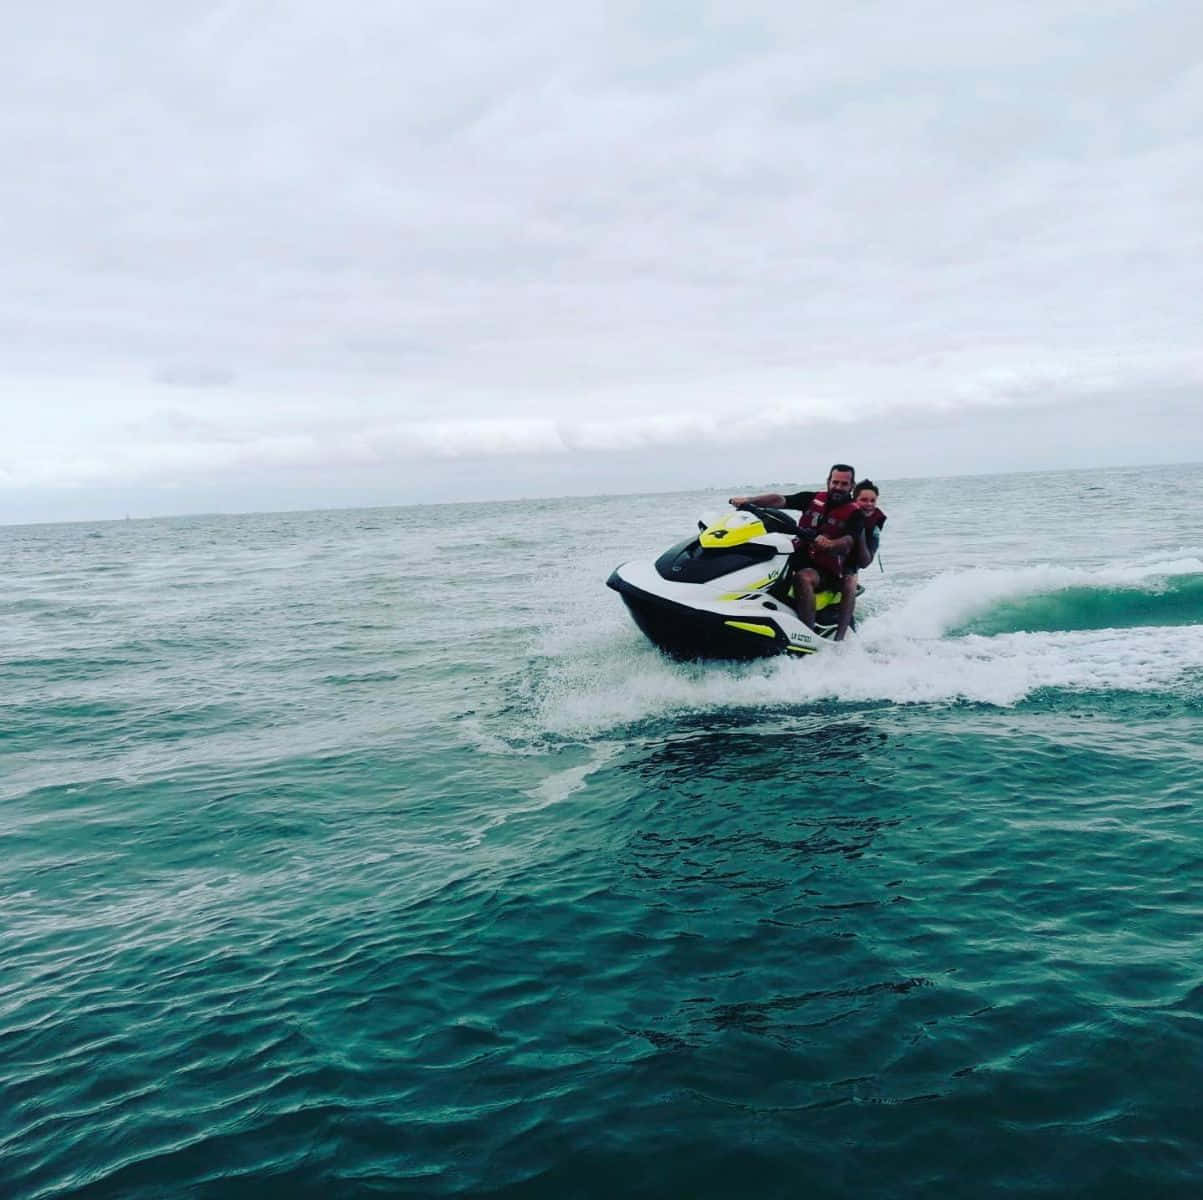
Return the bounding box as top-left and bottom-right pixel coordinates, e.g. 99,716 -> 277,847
607,504 -> 859,660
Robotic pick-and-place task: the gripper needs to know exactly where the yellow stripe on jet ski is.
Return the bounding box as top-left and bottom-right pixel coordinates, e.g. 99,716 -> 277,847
716,576 -> 778,601
723,620 -> 777,638
785,644 -> 818,655
700,516 -> 767,548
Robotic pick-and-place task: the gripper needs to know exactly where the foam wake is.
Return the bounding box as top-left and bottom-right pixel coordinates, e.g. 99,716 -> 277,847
869,557 -> 1203,640
531,558 -> 1203,734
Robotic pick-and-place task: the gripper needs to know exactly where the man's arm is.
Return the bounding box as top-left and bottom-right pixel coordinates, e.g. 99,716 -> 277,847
815,510 -> 864,560
815,533 -> 855,555
729,491 -> 789,507
780,490 -> 816,510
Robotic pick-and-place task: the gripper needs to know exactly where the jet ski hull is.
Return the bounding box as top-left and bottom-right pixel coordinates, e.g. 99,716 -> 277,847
607,569 -> 797,660
606,563 -> 832,661
606,508 -> 852,662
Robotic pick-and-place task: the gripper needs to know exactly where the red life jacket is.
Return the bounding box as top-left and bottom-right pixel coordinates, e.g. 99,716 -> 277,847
797,492 -> 861,577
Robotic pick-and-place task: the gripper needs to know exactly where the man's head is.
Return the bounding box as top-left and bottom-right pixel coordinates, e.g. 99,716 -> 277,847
826,463 -> 855,504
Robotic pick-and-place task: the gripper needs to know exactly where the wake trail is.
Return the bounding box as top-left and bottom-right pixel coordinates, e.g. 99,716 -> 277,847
528,557 -> 1203,735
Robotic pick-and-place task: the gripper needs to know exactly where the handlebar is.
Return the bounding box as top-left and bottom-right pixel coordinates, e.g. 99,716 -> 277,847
734,503 -> 800,536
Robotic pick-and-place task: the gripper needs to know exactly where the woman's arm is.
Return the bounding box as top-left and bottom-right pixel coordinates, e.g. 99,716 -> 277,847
857,526 -> 881,569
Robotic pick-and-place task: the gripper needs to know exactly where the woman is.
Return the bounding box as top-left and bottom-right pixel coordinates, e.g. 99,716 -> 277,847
852,480 -> 886,571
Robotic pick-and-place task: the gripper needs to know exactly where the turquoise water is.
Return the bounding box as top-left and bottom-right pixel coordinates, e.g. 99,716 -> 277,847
4,464 -> 1203,1198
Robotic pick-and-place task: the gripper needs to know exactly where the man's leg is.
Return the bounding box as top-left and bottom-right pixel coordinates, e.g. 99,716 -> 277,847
835,573 -> 858,641
793,567 -> 819,630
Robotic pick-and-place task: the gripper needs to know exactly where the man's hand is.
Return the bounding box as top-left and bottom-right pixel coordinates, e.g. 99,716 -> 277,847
815,534 -> 853,553
728,496 -> 749,507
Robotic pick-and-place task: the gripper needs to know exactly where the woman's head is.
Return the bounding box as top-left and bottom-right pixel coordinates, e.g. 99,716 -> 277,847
853,480 -> 879,512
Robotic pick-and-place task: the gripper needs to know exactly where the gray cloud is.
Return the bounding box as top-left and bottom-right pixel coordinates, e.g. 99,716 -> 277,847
153,365 -> 236,389
3,1 -> 1201,519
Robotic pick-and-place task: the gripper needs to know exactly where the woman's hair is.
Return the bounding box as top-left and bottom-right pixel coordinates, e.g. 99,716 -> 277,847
854,479 -> 879,497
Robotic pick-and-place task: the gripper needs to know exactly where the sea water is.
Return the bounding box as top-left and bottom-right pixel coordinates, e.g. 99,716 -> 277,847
4,463 -> 1203,1198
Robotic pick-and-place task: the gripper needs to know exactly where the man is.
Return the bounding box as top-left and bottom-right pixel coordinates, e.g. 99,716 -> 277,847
729,463 -> 863,640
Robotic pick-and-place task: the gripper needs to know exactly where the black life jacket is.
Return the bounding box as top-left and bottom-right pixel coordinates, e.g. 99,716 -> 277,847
862,508 -> 886,562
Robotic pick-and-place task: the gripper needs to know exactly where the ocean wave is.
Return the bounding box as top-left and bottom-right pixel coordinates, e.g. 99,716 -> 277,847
872,558 -> 1203,641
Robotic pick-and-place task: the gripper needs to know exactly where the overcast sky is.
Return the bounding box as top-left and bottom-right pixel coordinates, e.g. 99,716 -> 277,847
3,1 -> 1201,522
